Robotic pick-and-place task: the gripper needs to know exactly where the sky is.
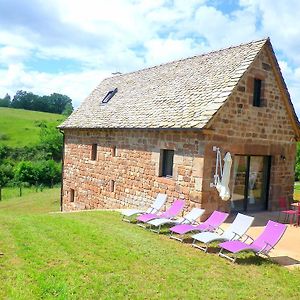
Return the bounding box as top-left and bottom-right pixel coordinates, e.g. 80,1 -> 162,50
0,0 -> 299,118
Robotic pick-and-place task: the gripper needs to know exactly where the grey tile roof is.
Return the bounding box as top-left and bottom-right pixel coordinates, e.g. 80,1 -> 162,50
59,38 -> 268,129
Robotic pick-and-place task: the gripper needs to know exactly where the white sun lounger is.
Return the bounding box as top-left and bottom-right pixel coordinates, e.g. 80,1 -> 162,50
121,193 -> 167,222
191,213 -> 254,252
147,208 -> 205,234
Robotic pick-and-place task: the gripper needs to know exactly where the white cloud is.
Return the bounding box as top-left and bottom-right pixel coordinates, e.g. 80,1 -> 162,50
144,38 -> 202,66
0,0 -> 299,117
0,64 -> 110,107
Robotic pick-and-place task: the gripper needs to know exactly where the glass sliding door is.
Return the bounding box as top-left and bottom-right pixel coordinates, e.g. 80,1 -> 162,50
231,156 -> 248,212
231,155 -> 271,212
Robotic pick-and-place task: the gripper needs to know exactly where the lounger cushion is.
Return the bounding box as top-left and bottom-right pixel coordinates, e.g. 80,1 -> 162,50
192,231 -> 233,244
219,240 -> 260,253
170,223 -> 210,235
148,218 -> 181,227
137,213 -> 159,222
121,209 -> 146,217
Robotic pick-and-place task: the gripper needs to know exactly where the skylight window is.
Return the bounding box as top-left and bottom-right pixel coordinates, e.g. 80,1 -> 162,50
102,88 -> 118,104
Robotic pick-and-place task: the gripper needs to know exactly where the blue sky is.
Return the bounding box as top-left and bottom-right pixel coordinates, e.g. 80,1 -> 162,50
0,0 -> 299,118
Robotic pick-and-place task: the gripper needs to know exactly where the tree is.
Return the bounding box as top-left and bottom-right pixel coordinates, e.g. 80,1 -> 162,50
11,90 -> 39,110
0,163 -> 14,200
11,90 -> 74,114
62,102 -> 73,116
46,93 -> 73,114
14,161 -> 37,186
39,125 -> 63,161
0,93 -> 11,107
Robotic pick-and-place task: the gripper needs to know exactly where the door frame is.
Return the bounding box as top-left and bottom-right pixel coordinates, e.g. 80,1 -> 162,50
233,154 -> 271,212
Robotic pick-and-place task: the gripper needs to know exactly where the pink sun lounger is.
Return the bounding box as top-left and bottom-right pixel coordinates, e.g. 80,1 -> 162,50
169,210 -> 229,242
136,199 -> 185,227
218,220 -> 287,263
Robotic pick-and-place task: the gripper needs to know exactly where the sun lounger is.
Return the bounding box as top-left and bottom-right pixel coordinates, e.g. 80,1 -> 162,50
169,211 -> 229,242
136,199 -> 185,228
121,193 -> 167,222
191,213 -> 254,252
147,208 -> 205,234
218,220 -> 287,263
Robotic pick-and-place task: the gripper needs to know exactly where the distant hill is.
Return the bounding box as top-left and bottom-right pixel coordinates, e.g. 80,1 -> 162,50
0,108 -> 66,147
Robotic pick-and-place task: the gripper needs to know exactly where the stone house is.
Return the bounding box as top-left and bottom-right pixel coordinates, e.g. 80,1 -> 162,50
59,38 -> 300,216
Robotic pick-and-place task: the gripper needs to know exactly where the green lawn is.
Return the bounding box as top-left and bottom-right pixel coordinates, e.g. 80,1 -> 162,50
0,107 -> 65,147
0,189 -> 299,299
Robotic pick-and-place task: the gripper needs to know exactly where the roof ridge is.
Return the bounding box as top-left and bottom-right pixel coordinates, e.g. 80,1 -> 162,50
106,37 -> 269,81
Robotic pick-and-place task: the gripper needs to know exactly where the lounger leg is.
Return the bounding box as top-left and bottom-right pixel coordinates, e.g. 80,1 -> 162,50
191,239 -> 208,252
169,232 -> 184,242
150,224 -> 161,234
218,248 -> 237,263
122,215 -> 132,223
137,221 -> 147,228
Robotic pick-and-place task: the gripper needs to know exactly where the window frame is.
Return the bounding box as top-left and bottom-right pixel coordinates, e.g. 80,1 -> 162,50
160,149 -> 174,178
91,143 -> 97,161
70,188 -> 75,202
102,88 -> 118,104
253,78 -> 262,107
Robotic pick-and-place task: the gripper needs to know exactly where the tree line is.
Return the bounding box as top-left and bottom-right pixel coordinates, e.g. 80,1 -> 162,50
0,123 -> 63,200
0,91 -> 73,115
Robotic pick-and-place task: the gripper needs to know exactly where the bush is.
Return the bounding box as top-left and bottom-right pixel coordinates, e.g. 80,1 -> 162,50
14,161 -> 37,186
35,160 -> 61,186
14,160 -> 61,187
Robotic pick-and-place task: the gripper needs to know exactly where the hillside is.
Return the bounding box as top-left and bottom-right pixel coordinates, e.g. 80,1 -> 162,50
0,108 -> 65,147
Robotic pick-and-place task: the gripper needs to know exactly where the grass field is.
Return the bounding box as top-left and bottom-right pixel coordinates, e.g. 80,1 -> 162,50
0,189 -> 299,299
0,107 -> 65,147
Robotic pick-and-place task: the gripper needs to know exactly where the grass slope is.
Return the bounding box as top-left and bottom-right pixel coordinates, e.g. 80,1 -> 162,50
0,107 -> 65,147
0,189 -> 299,299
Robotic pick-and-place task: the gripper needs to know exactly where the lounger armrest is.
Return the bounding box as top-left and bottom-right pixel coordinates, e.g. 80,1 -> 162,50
231,231 -> 242,240
242,234 -> 254,244
150,207 -> 159,214
259,242 -> 274,253
207,225 -> 217,232
179,217 -> 191,224
215,227 -> 224,234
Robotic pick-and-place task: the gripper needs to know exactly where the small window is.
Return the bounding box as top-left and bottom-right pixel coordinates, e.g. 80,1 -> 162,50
111,146 -> 117,157
160,150 -> 174,177
253,78 -> 262,107
110,180 -> 115,192
70,189 -> 75,202
91,144 -> 97,160
102,88 -> 118,104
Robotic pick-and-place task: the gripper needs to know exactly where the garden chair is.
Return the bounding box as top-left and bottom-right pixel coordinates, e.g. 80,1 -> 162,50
136,199 -> 185,228
169,211 -> 229,242
218,220 -> 287,263
191,213 -> 254,252
121,193 -> 167,222
147,208 -> 205,234
277,196 -> 296,224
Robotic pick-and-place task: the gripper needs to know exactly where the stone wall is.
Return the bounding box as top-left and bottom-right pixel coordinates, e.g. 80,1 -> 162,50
202,45 -> 297,212
62,44 -> 297,214
62,129 -> 205,212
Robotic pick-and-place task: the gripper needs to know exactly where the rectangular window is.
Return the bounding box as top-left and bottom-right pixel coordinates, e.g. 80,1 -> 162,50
112,146 -> 117,157
110,180 -> 115,192
70,189 -> 75,202
253,78 -> 262,107
160,150 -> 174,177
91,144 -> 97,160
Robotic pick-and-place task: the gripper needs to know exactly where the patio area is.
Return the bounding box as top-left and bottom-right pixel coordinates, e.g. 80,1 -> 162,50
225,211 -> 300,268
